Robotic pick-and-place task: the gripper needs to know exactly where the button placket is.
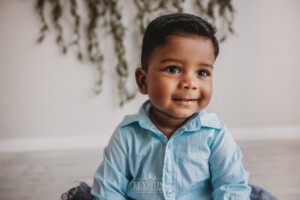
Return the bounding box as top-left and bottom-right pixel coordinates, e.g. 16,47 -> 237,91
162,140 -> 175,199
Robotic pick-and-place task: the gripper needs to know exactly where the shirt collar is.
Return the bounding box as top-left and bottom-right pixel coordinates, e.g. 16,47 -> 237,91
119,100 -> 160,134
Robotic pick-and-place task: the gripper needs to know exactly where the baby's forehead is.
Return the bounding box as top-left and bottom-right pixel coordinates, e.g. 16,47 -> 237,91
146,39 -> 214,68
152,35 -> 213,55
142,34 -> 215,71
157,34 -> 211,48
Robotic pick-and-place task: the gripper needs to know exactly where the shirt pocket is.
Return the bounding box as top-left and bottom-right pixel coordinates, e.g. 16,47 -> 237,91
187,144 -> 210,170
176,144 -> 210,174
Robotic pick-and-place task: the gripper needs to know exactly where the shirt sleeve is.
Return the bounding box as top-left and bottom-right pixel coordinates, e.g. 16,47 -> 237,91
209,125 -> 251,200
91,128 -> 130,200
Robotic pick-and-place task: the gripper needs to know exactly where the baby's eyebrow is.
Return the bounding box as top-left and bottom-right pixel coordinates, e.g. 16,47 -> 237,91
159,58 -> 181,63
198,63 -> 214,69
160,58 -> 213,69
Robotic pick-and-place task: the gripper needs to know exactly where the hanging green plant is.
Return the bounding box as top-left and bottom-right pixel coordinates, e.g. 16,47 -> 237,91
35,0 -> 235,106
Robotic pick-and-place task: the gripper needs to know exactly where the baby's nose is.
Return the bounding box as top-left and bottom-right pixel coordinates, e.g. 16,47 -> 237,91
179,75 -> 197,90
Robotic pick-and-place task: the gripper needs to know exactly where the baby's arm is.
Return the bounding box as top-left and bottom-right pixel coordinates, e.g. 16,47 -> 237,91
209,126 -> 251,199
91,128 -> 130,200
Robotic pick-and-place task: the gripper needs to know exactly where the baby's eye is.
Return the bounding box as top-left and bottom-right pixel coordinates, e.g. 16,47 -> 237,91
165,66 -> 181,74
198,70 -> 209,77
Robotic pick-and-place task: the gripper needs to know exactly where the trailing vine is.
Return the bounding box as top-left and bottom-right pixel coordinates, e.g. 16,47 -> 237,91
69,0 -> 82,61
34,0 -> 235,106
50,0 -> 67,54
36,0 -> 48,43
107,0 -> 135,106
85,0 -> 104,94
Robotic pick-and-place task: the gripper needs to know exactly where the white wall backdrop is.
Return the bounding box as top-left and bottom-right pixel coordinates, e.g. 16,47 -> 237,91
0,0 -> 299,150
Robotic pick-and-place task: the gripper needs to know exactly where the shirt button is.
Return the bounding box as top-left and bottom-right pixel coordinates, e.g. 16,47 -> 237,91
167,189 -> 172,197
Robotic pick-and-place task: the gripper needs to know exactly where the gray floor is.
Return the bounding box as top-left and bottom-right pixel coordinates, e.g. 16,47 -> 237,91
241,140 -> 300,200
0,139 -> 299,200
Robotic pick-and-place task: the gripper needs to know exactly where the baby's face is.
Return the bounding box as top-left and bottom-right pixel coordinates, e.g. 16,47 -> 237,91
138,35 -> 215,120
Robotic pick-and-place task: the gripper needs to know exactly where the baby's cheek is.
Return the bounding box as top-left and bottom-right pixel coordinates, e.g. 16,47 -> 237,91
201,86 -> 212,102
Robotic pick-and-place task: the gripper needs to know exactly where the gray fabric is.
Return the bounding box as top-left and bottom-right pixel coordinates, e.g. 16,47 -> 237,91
62,182 -> 278,200
250,184 -> 278,200
61,182 -> 93,200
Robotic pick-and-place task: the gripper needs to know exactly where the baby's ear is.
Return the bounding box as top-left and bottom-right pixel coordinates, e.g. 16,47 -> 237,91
135,67 -> 148,94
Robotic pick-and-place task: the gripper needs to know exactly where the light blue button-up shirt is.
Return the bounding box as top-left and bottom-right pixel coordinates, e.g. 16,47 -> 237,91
91,101 -> 251,200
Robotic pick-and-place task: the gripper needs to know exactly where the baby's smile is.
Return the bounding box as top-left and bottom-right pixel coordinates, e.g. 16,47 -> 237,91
172,97 -> 200,105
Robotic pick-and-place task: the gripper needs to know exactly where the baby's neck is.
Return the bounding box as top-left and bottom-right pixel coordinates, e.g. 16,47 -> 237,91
149,108 -> 188,139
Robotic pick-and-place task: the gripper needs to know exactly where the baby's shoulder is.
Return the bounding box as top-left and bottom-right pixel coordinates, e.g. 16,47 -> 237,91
118,114 -> 139,128
198,110 -> 225,130
114,113 -> 145,136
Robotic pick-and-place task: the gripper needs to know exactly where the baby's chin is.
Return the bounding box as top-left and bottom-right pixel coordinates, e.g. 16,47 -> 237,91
168,111 -> 199,120
174,106 -> 207,117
